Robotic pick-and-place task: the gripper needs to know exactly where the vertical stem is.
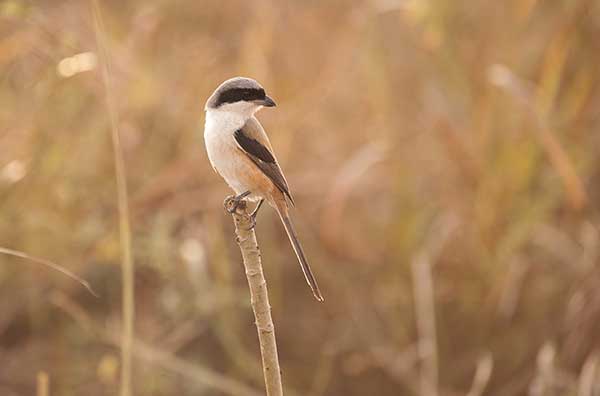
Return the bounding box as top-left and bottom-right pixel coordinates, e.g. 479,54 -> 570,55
225,198 -> 283,396
467,353 -> 493,396
36,371 -> 49,396
410,215 -> 457,396
578,353 -> 598,396
411,252 -> 438,396
92,3 -> 135,396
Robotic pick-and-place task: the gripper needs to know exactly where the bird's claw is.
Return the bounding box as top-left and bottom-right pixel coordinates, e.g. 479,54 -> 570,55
226,198 -> 241,214
244,199 -> 263,230
225,191 -> 251,214
224,193 -> 260,231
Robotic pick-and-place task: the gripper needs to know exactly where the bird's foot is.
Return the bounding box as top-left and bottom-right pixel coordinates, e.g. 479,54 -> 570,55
244,199 -> 264,230
250,199 -> 264,220
224,191 -> 251,214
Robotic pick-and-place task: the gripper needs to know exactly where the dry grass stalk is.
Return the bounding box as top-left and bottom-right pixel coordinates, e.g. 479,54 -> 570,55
530,342 -> 556,396
578,353 -> 598,396
0,247 -> 97,296
91,2 -> 135,396
36,371 -> 49,396
412,251 -> 438,396
467,353 -> 493,396
488,64 -> 587,210
411,215 -> 458,396
224,197 -> 284,396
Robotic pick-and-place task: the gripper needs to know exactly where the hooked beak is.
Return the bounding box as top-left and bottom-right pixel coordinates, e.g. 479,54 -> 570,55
256,95 -> 276,107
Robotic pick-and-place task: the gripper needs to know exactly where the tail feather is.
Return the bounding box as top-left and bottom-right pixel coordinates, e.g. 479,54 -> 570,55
276,207 -> 324,302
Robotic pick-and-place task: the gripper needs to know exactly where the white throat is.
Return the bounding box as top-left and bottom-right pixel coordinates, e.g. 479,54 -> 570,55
205,109 -> 248,134
204,102 -> 260,133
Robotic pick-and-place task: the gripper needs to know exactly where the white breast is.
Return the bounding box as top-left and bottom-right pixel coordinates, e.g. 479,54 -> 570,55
204,109 -> 254,196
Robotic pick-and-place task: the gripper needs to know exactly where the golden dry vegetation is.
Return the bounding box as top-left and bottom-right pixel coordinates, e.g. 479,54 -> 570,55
1,0 -> 600,395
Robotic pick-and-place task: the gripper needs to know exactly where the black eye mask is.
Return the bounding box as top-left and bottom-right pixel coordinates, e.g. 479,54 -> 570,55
216,88 -> 266,106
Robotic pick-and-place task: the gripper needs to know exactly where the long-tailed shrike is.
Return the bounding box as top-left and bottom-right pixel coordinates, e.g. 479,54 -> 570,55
203,77 -> 323,302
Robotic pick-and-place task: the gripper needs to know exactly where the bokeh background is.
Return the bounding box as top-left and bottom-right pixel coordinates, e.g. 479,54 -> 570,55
1,0 -> 600,395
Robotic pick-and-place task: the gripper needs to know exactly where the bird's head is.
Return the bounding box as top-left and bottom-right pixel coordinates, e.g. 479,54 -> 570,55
205,77 -> 276,118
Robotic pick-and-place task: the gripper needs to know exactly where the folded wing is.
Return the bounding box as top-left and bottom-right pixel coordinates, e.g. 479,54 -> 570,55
234,119 -> 294,205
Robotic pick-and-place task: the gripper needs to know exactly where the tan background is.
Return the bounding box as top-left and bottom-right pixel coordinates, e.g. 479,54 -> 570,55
1,0 -> 600,395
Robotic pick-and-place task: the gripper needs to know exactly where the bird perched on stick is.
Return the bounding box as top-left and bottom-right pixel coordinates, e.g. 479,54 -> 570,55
203,77 -> 323,302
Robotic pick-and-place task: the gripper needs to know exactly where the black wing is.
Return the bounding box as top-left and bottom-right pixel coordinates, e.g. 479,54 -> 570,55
234,128 -> 294,205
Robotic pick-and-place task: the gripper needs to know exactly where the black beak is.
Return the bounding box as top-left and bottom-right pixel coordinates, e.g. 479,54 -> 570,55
259,95 -> 276,107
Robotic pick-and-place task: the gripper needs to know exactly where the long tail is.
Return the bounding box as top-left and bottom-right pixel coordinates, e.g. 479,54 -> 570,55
276,206 -> 324,302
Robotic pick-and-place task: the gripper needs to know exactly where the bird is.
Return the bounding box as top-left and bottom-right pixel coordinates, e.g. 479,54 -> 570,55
203,77 -> 324,302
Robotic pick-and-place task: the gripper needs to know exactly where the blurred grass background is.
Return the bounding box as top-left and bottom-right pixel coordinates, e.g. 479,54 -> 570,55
1,0 -> 600,395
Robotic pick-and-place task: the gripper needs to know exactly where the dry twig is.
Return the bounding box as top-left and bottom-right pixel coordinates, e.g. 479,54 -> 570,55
224,197 -> 284,396
36,371 -> 49,396
0,247 -> 97,297
467,353 -> 494,396
411,215 -> 459,396
91,3 -> 135,396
